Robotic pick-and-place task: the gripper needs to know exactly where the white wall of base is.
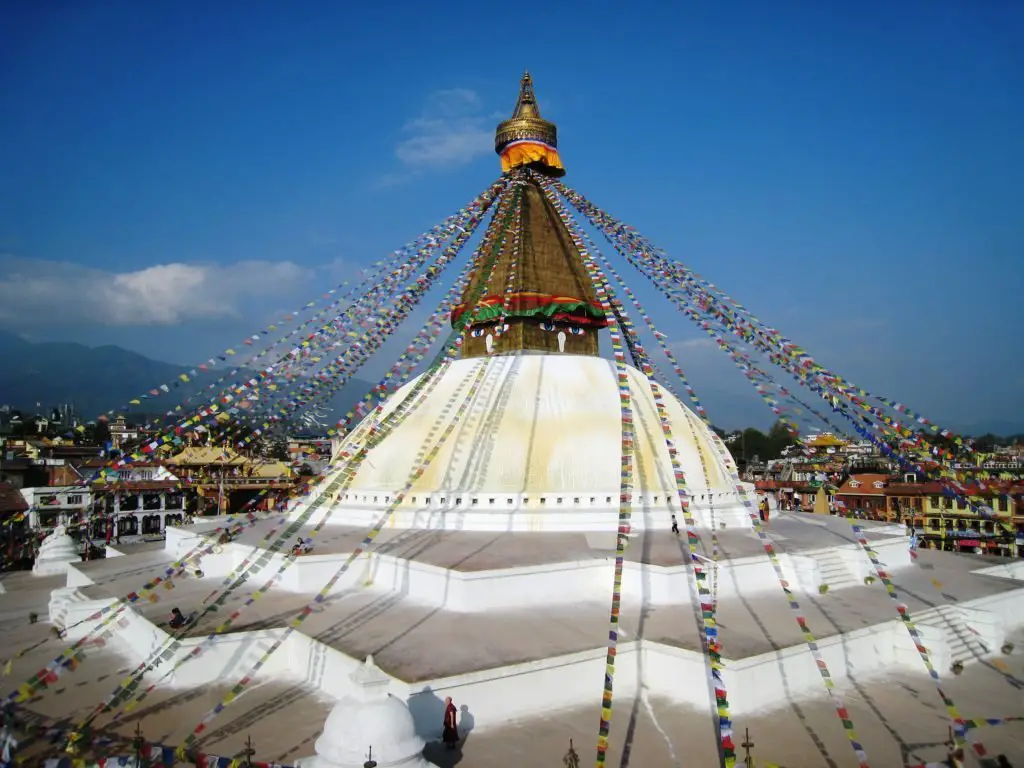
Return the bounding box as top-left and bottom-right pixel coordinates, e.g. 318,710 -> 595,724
309,499 -> 754,534
724,623 -> 901,713
157,529 -> 925,616
39,519 -> 1024,749
44,569 -> 1024,745
975,560 -> 1024,582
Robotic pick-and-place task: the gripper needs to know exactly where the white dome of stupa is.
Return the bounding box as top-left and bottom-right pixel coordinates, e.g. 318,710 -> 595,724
304,656 -> 428,768
33,525 -> 81,576
325,355 -> 752,531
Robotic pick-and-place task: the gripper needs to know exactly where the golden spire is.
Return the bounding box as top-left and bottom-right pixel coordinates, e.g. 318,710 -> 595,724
510,71 -> 541,119
495,72 -> 564,176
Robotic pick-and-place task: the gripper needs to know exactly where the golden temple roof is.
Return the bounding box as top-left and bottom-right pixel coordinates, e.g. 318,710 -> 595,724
166,446 -> 251,465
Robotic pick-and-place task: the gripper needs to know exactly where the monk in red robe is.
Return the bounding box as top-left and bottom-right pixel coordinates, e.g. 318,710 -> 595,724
442,696 -> 459,750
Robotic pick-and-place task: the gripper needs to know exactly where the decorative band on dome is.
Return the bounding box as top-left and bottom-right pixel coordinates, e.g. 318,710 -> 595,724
450,291 -> 608,327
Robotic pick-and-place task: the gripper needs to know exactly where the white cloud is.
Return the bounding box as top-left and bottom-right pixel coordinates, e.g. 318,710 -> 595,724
667,337 -> 717,354
0,255 -> 314,327
388,88 -> 494,178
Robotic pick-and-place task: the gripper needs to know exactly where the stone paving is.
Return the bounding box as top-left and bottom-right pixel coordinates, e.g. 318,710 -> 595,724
435,685 -> 1023,767
3,511 -> 1022,767
211,510 -> 915,569
429,650 -> 1024,768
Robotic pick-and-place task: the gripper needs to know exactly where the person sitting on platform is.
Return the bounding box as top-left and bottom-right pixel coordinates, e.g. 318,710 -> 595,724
169,607 -> 187,629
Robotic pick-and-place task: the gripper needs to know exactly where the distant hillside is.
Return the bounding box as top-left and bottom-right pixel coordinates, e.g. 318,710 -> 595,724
2,331 -> 1016,438
0,330 -> 375,424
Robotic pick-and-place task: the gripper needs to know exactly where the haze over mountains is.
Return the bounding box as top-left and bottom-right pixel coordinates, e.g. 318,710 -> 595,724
0,330 -> 1019,437
0,330 -> 375,425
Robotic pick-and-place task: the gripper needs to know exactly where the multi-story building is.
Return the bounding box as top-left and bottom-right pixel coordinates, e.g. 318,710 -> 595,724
18,485 -> 93,531
883,480 -> 1021,558
164,446 -> 294,514
834,473 -> 889,518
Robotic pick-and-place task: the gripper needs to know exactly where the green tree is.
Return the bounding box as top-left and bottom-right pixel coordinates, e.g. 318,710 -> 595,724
766,420 -> 797,459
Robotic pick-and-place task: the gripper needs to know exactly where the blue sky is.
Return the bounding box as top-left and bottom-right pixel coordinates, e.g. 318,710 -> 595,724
1,1 -> 1022,433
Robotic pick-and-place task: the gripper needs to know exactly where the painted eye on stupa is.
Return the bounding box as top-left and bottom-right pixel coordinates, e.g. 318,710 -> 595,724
470,327 -> 486,338
539,321 -> 555,332
492,323 -> 510,336
568,326 -> 586,336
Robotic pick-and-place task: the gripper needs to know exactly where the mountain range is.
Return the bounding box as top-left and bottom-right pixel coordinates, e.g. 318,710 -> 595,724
0,330 -> 375,424
0,330 -> 1018,437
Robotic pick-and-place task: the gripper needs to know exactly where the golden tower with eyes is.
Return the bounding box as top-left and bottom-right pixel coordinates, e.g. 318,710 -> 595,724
452,72 -> 608,359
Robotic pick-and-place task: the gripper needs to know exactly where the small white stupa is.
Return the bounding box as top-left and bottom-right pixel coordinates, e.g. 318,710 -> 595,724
300,655 -> 429,768
32,525 -> 81,576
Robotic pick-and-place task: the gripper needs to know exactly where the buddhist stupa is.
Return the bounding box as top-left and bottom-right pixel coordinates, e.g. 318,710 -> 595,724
7,73 -> 1023,768
326,72 -> 748,533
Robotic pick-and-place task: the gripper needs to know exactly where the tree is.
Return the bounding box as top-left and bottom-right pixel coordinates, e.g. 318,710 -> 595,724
724,421 -> 798,465
766,420 -> 797,459
83,420 -> 111,446
974,433 -> 1000,453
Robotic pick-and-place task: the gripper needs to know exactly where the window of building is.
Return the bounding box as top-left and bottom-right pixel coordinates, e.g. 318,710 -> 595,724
488,498 -> 495,505
472,498 -> 479,505
957,498 -> 967,510
507,498 -> 513,505
67,495 -> 83,505
998,496 -> 1008,512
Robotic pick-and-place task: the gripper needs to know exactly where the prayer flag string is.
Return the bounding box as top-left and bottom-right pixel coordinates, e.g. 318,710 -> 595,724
528,172 -> 636,768
554,181 -> 1007,529
98,180 -> 507,481
102,184 -> 502,423
173,180 -> 524,755
540,176 -> 734,766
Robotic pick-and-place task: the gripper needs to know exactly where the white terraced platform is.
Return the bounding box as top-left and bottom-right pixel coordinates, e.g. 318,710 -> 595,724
3,507 -> 1022,766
